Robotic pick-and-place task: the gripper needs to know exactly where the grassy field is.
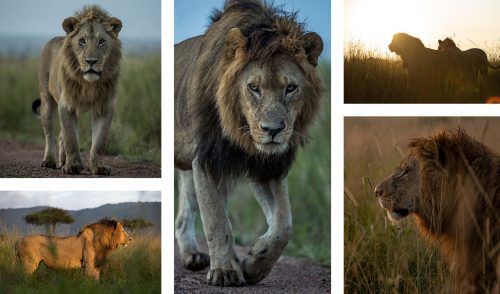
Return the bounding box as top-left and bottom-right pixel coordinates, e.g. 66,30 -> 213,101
0,231 -> 161,293
0,54 -> 161,164
344,41 -> 500,103
175,62 -> 331,267
344,117 -> 500,293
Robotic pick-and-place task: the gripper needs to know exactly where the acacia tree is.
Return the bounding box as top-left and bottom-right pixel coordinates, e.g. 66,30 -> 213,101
24,208 -> 74,235
121,218 -> 153,231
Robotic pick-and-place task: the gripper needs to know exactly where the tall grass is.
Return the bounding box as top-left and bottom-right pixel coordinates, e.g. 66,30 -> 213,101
344,41 -> 500,103
0,54 -> 161,164
344,117 -> 500,293
175,62 -> 331,266
0,231 -> 161,293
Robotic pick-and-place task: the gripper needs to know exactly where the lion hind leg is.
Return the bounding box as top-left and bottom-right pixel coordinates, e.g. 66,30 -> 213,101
40,93 -> 57,169
175,170 -> 209,271
242,178 -> 292,284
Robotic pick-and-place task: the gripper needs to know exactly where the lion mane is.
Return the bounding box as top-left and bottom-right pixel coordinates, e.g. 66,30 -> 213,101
17,218 -> 131,279
377,129 -> 499,292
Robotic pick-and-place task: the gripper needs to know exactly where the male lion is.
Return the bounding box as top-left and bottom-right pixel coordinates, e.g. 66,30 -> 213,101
174,0 -> 323,287
375,129 -> 499,293
34,5 -> 122,175
388,33 -> 473,83
438,37 -> 500,78
17,218 -> 131,280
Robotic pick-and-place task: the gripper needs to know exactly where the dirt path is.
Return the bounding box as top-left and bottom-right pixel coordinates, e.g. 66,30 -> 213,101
0,140 -> 160,178
175,243 -> 331,293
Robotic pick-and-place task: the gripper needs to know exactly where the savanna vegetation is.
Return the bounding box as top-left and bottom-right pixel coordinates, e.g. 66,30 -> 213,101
344,117 -> 500,293
0,54 -> 161,164
0,230 -> 161,293
345,41 -> 500,103
174,61 -> 331,267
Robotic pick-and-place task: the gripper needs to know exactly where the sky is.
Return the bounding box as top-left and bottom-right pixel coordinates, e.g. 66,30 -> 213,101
175,0 -> 331,60
345,0 -> 500,55
0,0 -> 161,40
0,191 -> 161,210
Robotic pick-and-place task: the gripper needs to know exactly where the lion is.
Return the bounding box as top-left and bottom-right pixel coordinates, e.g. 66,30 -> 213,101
33,5 -> 122,175
174,0 -> 323,287
388,33 -> 473,83
17,218 -> 131,280
438,37 -> 500,77
374,129 -> 499,293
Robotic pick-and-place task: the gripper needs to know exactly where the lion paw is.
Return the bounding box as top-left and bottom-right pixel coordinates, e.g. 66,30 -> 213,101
62,163 -> 83,174
207,268 -> 245,287
90,165 -> 111,175
40,160 -> 57,169
183,252 -> 209,271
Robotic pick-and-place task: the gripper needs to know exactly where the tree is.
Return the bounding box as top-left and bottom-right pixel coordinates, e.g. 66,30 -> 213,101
121,218 -> 153,231
24,208 -> 74,235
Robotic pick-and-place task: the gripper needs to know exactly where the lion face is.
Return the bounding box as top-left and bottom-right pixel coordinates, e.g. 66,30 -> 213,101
63,15 -> 122,82
374,155 -> 420,222
238,54 -> 305,155
114,222 -> 132,247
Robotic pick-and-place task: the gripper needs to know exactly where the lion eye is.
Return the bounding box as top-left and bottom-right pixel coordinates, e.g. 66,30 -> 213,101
286,84 -> 297,94
248,83 -> 260,93
99,39 -> 106,46
79,38 -> 86,46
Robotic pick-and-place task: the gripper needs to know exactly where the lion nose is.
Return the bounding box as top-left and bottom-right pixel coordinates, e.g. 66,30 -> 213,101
374,183 -> 384,198
260,120 -> 285,137
86,58 -> 98,66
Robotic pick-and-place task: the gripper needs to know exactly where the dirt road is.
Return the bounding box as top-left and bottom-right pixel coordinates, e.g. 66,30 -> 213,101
175,244 -> 331,293
0,140 -> 160,177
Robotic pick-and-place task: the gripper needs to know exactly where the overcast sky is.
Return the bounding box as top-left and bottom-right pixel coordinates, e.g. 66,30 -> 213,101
0,0 -> 161,40
0,191 -> 161,210
175,0 -> 331,60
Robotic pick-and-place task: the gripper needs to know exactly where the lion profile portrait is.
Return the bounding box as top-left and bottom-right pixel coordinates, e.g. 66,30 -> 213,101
17,218 -> 132,280
438,37 -> 500,78
375,129 -> 499,293
174,0 -> 323,287
388,33 -> 473,83
33,5 -> 122,175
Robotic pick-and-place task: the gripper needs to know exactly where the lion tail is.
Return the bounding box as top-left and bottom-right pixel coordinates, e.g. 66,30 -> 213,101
32,98 -> 41,119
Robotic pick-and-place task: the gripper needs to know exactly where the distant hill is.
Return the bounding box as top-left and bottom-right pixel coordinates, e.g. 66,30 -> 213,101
0,202 -> 161,235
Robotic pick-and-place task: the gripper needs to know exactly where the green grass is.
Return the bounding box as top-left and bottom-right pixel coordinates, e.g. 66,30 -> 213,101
344,41 -> 500,103
0,55 -> 161,164
175,62 -> 331,267
0,232 -> 161,294
344,117 -> 500,293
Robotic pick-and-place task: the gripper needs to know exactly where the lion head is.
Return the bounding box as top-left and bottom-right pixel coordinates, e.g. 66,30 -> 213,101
61,5 -> 122,82
81,218 -> 132,251
438,38 -> 459,51
388,33 -> 425,56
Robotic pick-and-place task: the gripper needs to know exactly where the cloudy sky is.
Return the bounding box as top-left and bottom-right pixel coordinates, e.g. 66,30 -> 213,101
0,0 -> 161,40
345,0 -> 500,55
175,0 -> 331,60
0,191 -> 161,210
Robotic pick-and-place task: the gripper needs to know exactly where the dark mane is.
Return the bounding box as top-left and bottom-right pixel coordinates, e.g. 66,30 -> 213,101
78,218 -> 118,236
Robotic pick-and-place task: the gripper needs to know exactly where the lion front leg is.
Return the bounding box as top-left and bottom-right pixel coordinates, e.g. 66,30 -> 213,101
192,158 -> 244,286
175,170 -> 210,271
58,104 -> 83,174
242,178 -> 292,284
89,107 -> 113,175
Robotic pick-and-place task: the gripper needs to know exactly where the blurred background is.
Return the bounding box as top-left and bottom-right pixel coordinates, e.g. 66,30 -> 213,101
344,117 -> 500,293
0,0 -> 161,164
174,0 -> 331,268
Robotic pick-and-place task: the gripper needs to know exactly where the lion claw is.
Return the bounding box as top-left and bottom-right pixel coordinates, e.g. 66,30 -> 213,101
183,252 -> 209,271
90,165 -> 111,175
40,160 -> 57,169
207,268 -> 245,287
62,164 -> 83,174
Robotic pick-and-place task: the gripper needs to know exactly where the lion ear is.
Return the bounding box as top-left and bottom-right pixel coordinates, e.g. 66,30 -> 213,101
225,28 -> 247,60
303,32 -> 323,66
105,17 -> 123,36
62,17 -> 79,35
410,139 -> 447,167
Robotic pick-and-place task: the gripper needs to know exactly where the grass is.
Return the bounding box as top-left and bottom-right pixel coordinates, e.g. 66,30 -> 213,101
0,231 -> 161,294
175,61 -> 331,267
344,41 -> 500,103
344,117 -> 500,293
0,54 -> 161,164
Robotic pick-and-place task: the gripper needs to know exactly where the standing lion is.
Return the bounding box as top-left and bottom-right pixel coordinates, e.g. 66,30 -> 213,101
17,218 -> 132,280
375,129 -> 499,293
174,0 -> 323,287
34,5 -> 122,175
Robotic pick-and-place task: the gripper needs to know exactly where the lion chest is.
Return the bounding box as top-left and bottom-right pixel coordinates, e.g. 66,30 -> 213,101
52,79 -> 115,115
